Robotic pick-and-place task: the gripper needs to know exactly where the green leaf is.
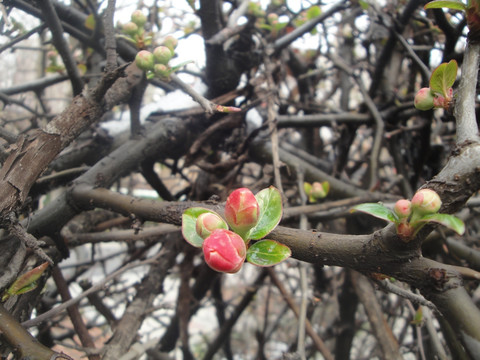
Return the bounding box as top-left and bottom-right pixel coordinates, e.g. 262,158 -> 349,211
182,208 -> 224,247
424,0 -> 467,11
246,240 -> 291,267
350,203 -> 398,223
412,213 -> 465,235
306,5 -> 322,19
248,186 -> 283,240
429,60 -> 458,97
3,262 -> 49,301
84,14 -> 96,30
170,60 -> 194,73
358,0 -> 369,10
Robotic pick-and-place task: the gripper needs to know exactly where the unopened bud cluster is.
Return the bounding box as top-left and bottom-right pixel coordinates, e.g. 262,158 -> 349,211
135,36 -> 178,80
194,188 -> 260,273
394,189 -> 442,241
120,10 -> 152,49
304,181 -> 329,203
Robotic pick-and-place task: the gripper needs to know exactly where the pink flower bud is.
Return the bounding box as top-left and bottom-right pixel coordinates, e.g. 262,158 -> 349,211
394,199 -> 412,219
153,46 -> 173,65
396,222 -> 415,242
135,50 -> 154,71
414,87 -> 434,111
154,63 -> 170,79
162,35 -> 178,53
224,188 -> 260,237
46,50 -> 57,60
195,212 -> 228,239
267,13 -> 279,25
311,181 -> 328,199
131,10 -> 147,28
411,189 -> 442,215
203,229 -> 246,273
123,21 -> 139,37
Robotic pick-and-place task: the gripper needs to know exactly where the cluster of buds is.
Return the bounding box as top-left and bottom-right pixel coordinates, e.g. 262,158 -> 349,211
194,188 -> 260,273
393,189 -> 442,241
352,188 -> 464,242
414,87 -> 453,112
119,10 -> 152,49
134,36 -> 178,80
183,186 -> 287,274
304,181 -> 329,203
45,50 -> 65,73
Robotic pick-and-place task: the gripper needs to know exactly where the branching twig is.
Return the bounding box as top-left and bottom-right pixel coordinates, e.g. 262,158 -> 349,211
268,268 -> 335,360
0,303 -> 72,360
374,278 -> 437,310
41,0 -> 84,95
22,256 -> 160,328
52,266 -> 101,360
169,73 -> 240,114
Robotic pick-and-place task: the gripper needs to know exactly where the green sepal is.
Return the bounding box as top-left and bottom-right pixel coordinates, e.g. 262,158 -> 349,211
181,207 -> 225,247
411,213 -> 465,235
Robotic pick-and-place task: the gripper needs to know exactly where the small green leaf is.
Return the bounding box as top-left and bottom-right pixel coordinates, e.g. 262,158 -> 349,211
248,186 -> 283,240
246,240 -> 291,267
306,5 -> 322,20
3,262 -> 49,301
84,14 -> 96,30
170,60 -> 194,73
350,203 -> 398,223
182,208 -> 224,247
411,307 -> 423,325
358,0 -> 369,10
429,60 -> 457,97
424,0 -> 467,11
412,213 -> 465,235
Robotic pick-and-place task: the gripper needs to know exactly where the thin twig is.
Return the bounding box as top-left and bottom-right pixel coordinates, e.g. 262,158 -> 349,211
355,76 -> 384,190
374,278 -> 437,311
296,170 -> 308,360
268,268 -> 335,360
103,0 -> 118,73
41,0 -> 84,95
52,266 -> 101,360
22,256 -> 159,328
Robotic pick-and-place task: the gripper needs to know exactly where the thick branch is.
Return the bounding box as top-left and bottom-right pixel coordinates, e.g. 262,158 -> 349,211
454,41 -> 480,143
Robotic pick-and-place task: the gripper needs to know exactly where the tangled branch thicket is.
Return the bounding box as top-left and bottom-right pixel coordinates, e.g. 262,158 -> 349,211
1,1 -> 480,359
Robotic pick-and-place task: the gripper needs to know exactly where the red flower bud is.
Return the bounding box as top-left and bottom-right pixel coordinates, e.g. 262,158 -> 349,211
195,212 -> 228,239
411,189 -> 442,215
414,87 -> 434,111
224,188 -> 260,237
135,50 -> 154,71
203,229 -> 246,273
153,46 -> 173,65
394,199 -> 412,219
